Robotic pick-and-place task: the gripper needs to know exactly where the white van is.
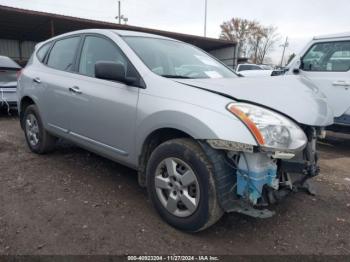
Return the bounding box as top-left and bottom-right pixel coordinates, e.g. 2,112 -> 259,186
287,33 -> 350,133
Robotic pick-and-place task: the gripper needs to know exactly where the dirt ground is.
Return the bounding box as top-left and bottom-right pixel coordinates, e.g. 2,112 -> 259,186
0,112 -> 350,255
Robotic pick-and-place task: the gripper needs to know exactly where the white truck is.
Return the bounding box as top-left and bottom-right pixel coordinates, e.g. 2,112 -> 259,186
287,32 -> 350,133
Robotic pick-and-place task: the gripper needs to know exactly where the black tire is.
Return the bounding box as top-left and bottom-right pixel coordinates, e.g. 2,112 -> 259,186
23,104 -> 57,154
146,138 -> 223,232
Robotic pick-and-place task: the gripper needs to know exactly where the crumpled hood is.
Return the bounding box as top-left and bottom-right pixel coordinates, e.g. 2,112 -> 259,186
176,75 -> 334,127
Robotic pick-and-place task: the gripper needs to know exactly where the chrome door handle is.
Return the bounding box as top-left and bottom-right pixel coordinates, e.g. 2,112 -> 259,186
332,80 -> 350,87
69,86 -> 82,94
33,77 -> 41,84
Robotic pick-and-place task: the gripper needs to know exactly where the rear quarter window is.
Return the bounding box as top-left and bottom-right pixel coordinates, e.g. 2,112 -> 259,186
47,37 -> 81,71
36,42 -> 52,63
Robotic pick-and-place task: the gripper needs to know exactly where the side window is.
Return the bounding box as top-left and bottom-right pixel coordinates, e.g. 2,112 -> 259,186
78,36 -> 136,78
36,42 -> 51,62
302,41 -> 350,72
47,37 -> 80,71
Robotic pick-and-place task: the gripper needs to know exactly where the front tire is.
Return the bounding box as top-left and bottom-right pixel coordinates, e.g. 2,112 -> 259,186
23,105 -> 57,154
146,138 -> 223,232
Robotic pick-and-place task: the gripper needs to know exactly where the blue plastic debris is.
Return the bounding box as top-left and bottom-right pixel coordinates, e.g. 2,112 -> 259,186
237,153 -> 278,205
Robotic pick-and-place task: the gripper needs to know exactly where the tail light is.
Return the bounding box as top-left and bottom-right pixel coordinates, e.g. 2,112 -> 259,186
16,69 -> 23,79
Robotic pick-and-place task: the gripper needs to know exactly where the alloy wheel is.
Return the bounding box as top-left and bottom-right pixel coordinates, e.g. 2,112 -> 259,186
25,113 -> 40,147
154,157 -> 200,218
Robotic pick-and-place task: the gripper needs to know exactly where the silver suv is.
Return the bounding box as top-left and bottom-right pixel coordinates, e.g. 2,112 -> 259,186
18,29 -> 333,232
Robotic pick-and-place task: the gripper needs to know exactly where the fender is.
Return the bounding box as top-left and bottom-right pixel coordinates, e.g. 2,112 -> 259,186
133,94 -> 258,165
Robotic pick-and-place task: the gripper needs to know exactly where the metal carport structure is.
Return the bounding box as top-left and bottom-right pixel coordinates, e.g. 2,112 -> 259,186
0,4 -> 237,67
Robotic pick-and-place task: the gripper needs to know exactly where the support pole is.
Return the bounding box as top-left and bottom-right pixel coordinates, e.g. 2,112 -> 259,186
118,1 -> 121,24
50,19 -> 55,37
18,41 -> 22,62
280,37 -> 289,67
204,0 -> 207,37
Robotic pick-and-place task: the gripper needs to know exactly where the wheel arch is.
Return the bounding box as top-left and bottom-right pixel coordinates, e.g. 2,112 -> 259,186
19,96 -> 36,129
137,127 -> 194,187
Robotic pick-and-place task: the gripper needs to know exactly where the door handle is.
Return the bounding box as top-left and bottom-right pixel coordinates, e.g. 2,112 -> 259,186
33,77 -> 41,84
332,80 -> 350,87
69,86 -> 82,94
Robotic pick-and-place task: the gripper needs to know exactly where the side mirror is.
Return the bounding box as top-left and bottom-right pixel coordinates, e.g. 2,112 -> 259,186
293,68 -> 300,74
292,57 -> 302,74
95,61 -> 132,84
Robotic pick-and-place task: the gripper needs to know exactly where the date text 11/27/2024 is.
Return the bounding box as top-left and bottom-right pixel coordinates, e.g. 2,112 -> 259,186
127,255 -> 220,261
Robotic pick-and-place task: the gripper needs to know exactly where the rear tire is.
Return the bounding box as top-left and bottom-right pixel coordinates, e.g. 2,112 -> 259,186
146,138 -> 223,232
23,104 -> 57,154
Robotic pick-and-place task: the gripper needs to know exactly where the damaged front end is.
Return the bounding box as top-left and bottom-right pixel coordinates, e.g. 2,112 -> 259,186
204,101 -> 331,218
210,127 -> 323,218
208,126 -> 324,219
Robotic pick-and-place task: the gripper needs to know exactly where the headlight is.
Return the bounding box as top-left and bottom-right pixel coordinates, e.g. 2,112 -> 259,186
227,103 -> 307,151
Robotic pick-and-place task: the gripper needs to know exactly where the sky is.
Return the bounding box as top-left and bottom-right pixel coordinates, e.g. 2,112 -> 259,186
0,0 -> 349,64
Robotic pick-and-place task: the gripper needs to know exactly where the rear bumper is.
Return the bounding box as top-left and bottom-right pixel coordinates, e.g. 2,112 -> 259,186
334,114 -> 350,126
0,87 -> 17,106
327,115 -> 350,133
327,124 -> 350,134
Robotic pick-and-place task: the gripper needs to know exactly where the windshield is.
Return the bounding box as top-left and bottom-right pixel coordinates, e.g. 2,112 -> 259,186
237,64 -> 262,72
259,65 -> 273,70
122,36 -> 237,79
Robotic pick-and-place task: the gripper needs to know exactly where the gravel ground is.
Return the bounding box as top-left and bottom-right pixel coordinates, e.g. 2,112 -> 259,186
0,113 -> 350,255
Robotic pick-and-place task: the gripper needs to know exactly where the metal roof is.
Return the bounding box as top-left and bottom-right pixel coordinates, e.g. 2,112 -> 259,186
0,4 -> 236,52
113,30 -> 178,39
313,32 -> 350,40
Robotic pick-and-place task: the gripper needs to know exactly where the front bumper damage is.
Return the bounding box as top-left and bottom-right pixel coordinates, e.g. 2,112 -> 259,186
220,127 -> 321,218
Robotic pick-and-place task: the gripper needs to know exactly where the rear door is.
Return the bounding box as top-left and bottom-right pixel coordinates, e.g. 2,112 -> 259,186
40,36 -> 82,135
67,34 -> 140,162
300,40 -> 350,117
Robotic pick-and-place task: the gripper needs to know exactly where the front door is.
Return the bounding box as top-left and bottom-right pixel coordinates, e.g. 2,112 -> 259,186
67,35 -> 140,163
300,40 -> 350,118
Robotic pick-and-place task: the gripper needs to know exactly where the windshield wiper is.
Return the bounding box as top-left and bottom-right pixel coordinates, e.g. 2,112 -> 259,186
161,75 -> 192,79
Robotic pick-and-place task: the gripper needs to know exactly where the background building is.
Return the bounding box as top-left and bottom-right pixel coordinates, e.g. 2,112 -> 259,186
0,4 -> 238,67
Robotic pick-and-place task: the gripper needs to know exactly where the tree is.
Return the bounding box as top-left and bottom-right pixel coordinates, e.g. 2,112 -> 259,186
220,18 -> 260,57
249,23 -> 267,63
220,18 -> 280,64
263,57 -> 273,65
256,26 -> 280,64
